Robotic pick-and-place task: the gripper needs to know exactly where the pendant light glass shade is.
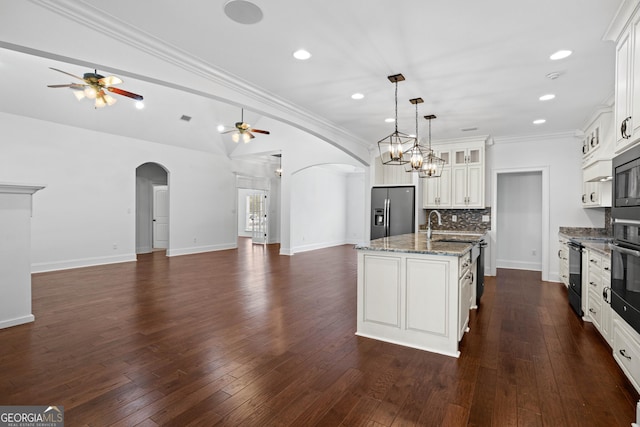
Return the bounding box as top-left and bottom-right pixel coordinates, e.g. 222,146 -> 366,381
419,115 -> 445,178
378,74 -> 414,166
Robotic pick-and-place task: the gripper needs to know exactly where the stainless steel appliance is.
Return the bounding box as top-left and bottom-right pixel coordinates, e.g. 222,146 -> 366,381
567,240 -> 584,317
610,221 -> 640,334
371,186 -> 415,239
476,239 -> 487,305
613,143 -> 640,218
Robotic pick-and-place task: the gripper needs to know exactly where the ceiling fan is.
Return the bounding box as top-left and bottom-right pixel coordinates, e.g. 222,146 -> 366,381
221,108 -> 270,143
47,67 -> 143,108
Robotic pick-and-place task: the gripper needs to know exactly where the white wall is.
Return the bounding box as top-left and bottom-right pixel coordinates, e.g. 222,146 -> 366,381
487,133 -> 606,281
0,112 -> 238,272
496,171 -> 543,271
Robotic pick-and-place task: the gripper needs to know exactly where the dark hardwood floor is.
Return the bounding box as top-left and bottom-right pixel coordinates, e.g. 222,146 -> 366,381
0,239 -> 637,426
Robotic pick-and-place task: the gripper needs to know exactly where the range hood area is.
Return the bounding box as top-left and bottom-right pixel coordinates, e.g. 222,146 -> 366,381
584,159 -> 612,182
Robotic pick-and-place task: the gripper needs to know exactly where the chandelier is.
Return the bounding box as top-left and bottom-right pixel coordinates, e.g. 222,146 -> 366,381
418,115 -> 445,178
377,74 -> 415,166
405,97 -> 429,173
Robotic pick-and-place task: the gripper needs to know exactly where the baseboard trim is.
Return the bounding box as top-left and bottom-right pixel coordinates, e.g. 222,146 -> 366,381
32,254 -> 137,273
0,314 -> 34,330
167,243 -> 237,257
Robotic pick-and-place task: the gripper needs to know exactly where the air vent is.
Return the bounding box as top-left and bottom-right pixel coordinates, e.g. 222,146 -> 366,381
461,127 -> 478,132
180,115 -> 192,122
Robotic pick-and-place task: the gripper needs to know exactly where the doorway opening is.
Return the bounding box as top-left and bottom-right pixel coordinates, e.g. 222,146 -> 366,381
136,162 -> 169,254
491,167 -> 550,280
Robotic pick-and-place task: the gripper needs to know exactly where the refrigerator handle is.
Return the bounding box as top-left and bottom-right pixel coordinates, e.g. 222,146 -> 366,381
385,198 -> 390,236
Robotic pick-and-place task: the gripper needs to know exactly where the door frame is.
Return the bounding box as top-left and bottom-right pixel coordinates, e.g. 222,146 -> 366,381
490,166 -> 549,280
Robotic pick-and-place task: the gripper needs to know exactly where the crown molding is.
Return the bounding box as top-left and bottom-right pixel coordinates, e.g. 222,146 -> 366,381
492,130 -> 581,145
26,0 -> 371,158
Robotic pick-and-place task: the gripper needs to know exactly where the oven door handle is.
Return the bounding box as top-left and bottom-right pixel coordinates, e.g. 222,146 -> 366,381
608,242 -> 640,257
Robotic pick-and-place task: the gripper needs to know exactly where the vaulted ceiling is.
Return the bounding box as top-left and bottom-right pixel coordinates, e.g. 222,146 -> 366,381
0,0 -> 623,164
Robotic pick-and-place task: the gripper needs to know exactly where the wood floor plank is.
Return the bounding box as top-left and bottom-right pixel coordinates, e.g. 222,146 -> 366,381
0,241 -> 637,426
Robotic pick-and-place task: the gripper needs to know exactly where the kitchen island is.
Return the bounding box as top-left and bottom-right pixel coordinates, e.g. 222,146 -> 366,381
355,232 -> 485,357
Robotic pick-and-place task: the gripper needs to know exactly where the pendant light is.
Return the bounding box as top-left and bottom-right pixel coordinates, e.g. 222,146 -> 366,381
377,74 -> 414,166
419,115 -> 445,178
405,97 -> 428,173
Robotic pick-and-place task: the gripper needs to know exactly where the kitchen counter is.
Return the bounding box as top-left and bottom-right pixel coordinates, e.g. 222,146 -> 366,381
355,231 -> 486,256
558,228 -> 611,257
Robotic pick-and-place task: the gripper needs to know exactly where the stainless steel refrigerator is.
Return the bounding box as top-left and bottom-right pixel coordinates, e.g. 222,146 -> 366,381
371,186 -> 415,239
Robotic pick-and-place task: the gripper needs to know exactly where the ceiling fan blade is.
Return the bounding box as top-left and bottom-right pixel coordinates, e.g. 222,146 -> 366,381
250,129 -> 270,135
47,83 -> 86,89
49,67 -> 84,81
247,131 -> 255,140
106,86 -> 144,101
99,75 -> 123,86
220,129 -> 235,134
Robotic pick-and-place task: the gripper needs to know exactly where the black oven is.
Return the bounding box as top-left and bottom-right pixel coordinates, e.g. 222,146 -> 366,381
610,221 -> 640,334
613,143 -> 640,218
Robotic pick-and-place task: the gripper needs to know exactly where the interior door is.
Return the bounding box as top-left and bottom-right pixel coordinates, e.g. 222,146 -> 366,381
250,192 -> 268,245
153,185 -> 169,249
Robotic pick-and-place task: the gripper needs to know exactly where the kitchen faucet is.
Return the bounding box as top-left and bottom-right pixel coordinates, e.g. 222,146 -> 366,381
427,210 -> 442,240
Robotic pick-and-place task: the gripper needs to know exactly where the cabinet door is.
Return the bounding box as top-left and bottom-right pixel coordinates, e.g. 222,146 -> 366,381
423,176 -> 439,208
451,166 -> 468,206
438,168 -> 452,207
615,28 -> 632,148
466,164 -> 483,207
633,12 -> 640,137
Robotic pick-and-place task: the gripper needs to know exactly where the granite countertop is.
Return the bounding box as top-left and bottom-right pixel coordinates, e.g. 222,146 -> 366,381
558,226 -> 612,257
355,231 -> 486,256
582,241 -> 611,257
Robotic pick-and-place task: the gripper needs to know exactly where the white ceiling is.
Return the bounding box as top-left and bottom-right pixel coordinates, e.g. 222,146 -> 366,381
0,0 -> 624,163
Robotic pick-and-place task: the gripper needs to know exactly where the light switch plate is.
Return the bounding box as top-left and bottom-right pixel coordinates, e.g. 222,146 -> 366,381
482,215 -> 490,222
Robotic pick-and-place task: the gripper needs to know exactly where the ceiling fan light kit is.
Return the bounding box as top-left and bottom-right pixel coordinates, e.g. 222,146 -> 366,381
221,108 -> 270,143
47,67 -> 143,109
378,74 -> 414,166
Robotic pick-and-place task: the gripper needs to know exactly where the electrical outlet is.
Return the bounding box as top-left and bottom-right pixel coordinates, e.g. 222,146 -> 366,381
113,243 -> 118,250
482,215 -> 490,222
532,249 -> 536,256
193,237 -> 197,243
452,215 -> 457,222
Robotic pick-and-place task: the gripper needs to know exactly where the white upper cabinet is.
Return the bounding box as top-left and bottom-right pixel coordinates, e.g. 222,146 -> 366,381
423,139 -> 485,209
606,0 -> 640,153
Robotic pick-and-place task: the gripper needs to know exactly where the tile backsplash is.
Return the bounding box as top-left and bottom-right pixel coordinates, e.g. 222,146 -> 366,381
421,207 -> 492,232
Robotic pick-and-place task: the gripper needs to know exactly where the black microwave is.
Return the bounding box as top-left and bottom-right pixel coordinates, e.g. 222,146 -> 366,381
613,143 -> 640,219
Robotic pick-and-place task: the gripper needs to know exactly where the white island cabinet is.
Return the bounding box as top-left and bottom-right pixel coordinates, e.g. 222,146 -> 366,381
355,232 -> 483,358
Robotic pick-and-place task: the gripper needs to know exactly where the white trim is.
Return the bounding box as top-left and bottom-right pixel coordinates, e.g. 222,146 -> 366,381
290,239 -> 350,254
167,243 -> 237,257
491,166 -> 550,280
0,315 -> 34,330
32,254 -> 137,273
495,260 -> 542,271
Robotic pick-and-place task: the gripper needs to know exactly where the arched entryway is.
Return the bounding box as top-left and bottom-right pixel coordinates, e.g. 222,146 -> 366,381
136,162 -> 169,254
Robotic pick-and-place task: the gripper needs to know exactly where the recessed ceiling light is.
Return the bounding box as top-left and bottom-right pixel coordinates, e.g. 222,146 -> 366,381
223,0 -> 263,25
135,101 -> 145,110
385,118 -> 395,123
351,93 -> 364,100
293,49 -> 311,60
539,94 -> 556,101
550,50 -> 572,60
217,124 -> 225,132
533,119 -> 546,125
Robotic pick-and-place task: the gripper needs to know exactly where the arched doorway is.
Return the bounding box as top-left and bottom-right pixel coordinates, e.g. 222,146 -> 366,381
136,162 -> 169,254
